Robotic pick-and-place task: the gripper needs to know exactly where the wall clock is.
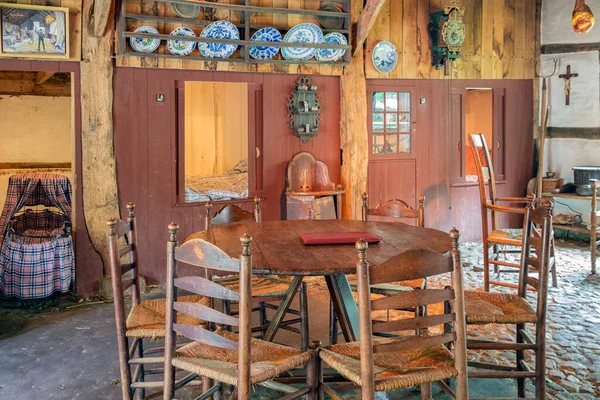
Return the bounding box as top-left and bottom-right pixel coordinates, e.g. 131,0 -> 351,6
428,0 -> 466,73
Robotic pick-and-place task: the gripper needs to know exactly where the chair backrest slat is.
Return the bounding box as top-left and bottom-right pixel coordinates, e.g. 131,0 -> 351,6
122,279 -> 134,292
115,219 -> 132,237
468,133 -> 497,204
174,301 -> 239,327
371,288 -> 454,311
369,250 -> 453,284
205,197 -> 262,230
175,240 -> 240,272
174,276 -> 240,301
121,263 -> 134,276
373,332 -> 456,354
372,313 -> 455,334
119,244 -> 133,259
173,324 -> 239,350
362,193 -> 425,227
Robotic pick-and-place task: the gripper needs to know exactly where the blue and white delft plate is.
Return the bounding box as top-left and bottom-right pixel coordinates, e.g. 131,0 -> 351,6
249,27 -> 282,60
130,26 -> 160,54
199,20 -> 239,58
281,23 -> 323,61
316,32 -> 347,62
372,41 -> 398,74
167,27 -> 196,56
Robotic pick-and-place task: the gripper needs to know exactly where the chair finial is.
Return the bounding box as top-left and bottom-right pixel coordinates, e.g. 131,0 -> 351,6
356,238 -> 368,252
127,202 -> 135,217
362,192 -> 368,202
241,233 -> 252,255
418,194 -> 425,204
107,218 -> 117,235
450,227 -> 460,249
168,223 -> 179,241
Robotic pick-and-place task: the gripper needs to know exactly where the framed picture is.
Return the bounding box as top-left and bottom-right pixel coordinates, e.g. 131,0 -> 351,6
0,3 -> 69,59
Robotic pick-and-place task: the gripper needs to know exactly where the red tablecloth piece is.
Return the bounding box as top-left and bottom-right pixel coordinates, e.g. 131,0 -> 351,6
299,231 -> 381,245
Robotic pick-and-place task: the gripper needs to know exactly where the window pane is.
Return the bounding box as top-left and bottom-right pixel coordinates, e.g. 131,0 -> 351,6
398,134 -> 411,153
398,93 -> 410,112
373,113 -> 384,132
399,113 -> 411,132
385,92 -> 398,111
385,134 -> 398,153
385,113 -> 398,132
373,134 -> 384,154
372,92 -> 384,111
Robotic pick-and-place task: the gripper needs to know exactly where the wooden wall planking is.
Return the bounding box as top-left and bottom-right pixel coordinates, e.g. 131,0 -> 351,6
113,67 -> 341,283
0,0 -> 82,62
365,0 -> 536,79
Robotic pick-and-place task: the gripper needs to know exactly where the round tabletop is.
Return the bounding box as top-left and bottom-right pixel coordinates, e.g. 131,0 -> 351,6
185,219 -> 452,276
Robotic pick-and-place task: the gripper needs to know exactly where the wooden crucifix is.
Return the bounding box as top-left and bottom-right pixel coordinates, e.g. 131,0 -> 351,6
558,65 -> 578,106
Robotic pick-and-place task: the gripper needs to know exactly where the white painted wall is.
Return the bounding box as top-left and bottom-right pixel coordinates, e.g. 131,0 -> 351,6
542,0 -> 600,44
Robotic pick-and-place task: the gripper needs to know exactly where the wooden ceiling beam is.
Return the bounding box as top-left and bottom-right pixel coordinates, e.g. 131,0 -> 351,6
35,71 -> 55,85
353,0 -> 386,58
93,0 -> 114,37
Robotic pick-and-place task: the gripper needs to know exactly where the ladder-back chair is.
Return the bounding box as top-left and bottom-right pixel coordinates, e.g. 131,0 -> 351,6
317,229 -> 468,400
468,133 -> 556,291
329,192 -> 427,344
464,197 -> 554,399
107,203 -> 208,399
205,198 -> 309,349
163,225 -> 313,399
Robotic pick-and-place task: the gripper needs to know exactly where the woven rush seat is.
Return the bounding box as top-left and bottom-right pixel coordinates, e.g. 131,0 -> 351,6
348,278 -> 425,295
173,331 -> 312,385
214,276 -> 291,299
126,295 -> 210,338
464,290 -> 537,325
488,228 -> 523,246
320,336 -> 458,392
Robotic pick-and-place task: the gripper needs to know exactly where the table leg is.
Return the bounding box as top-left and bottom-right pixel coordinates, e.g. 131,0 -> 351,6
325,275 -> 359,342
336,194 -> 342,220
263,276 -> 303,342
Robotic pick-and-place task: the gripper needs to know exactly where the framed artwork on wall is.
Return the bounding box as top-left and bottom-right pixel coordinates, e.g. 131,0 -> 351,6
0,3 -> 69,59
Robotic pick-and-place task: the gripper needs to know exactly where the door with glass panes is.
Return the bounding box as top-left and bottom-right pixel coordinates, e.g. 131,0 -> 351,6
367,84 -> 418,219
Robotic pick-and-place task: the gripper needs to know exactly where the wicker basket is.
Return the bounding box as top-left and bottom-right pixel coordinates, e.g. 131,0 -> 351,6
572,166 -> 600,185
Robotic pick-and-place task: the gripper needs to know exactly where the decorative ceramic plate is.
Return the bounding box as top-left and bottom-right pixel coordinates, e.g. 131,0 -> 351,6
199,20 -> 239,58
129,26 -> 160,54
317,2 -> 344,29
172,2 -> 201,19
167,27 -> 196,56
316,32 -> 347,62
281,23 -> 323,61
372,41 -> 398,74
249,27 -> 282,60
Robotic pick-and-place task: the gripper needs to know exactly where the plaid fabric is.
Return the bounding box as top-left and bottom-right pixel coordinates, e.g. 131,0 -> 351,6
0,173 -> 73,299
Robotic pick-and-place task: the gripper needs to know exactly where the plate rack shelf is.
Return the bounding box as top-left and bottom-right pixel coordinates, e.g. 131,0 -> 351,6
118,0 -> 351,66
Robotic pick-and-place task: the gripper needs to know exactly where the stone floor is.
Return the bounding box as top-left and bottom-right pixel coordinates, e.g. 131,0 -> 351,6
0,239 -> 599,399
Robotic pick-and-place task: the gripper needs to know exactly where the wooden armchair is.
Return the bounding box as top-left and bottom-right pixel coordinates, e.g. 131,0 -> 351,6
163,226 -> 314,399
205,198 -> 309,350
468,133 -> 556,291
464,196 -> 554,399
315,230 -> 468,400
107,203 -> 208,399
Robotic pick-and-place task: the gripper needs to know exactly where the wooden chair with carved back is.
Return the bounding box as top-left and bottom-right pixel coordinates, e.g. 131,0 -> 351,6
468,133 -> 557,291
464,196 -> 554,399
163,225 -> 314,400
205,198 -> 309,350
329,192 -> 427,344
107,203 -> 209,400
315,229 -> 468,400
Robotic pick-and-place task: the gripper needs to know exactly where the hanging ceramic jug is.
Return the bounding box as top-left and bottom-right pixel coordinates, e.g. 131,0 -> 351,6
572,0 -> 595,33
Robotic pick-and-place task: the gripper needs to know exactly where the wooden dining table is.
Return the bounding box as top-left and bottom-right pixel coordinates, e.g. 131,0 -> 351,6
185,219 -> 452,343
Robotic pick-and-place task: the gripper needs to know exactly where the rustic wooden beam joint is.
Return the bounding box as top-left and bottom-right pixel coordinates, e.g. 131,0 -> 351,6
547,127 -> 600,139
35,71 -> 55,85
542,42 -> 600,54
93,0 -> 114,37
353,0 -> 386,58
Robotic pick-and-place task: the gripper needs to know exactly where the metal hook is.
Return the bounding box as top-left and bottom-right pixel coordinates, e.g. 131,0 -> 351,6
535,58 -> 559,79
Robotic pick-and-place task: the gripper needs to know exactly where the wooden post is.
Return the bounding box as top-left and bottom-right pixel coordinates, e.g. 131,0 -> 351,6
238,233 -> 253,399
355,239 -> 374,400
81,0 -> 121,286
340,0 -> 369,220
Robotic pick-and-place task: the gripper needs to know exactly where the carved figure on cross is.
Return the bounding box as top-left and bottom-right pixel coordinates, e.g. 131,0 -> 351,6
558,65 -> 578,106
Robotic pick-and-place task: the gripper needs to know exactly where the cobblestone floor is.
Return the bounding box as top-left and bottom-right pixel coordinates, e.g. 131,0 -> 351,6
455,240 -> 600,399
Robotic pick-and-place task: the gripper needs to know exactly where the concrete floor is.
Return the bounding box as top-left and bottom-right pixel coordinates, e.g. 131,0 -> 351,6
0,287 -> 511,399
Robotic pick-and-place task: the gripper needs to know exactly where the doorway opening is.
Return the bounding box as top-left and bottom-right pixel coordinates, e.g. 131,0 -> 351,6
465,88 -> 493,182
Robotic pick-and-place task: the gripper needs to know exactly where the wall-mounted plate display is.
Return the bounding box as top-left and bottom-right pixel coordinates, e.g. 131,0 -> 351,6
172,2 -> 201,19
249,27 -> 282,60
316,32 -> 347,62
130,26 -> 160,53
199,20 -> 239,58
281,23 -> 323,61
372,41 -> 398,74
167,27 -> 196,56
317,3 -> 344,29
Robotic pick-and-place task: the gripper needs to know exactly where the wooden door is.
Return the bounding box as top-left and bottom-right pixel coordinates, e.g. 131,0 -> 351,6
367,83 -> 418,212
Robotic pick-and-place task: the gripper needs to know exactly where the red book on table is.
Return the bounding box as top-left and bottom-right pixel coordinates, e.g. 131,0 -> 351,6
299,231 -> 381,245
